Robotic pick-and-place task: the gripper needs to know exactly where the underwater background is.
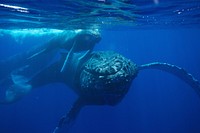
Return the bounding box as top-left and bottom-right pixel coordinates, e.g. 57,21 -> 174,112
0,0 -> 200,133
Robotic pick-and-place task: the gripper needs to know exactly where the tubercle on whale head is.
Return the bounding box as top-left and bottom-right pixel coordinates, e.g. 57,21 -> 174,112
76,29 -> 101,43
71,29 -> 101,52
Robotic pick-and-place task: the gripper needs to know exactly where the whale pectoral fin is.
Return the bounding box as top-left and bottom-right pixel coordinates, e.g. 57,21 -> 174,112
139,62 -> 200,97
78,49 -> 91,62
60,41 -> 76,73
53,97 -> 85,133
26,48 -> 46,60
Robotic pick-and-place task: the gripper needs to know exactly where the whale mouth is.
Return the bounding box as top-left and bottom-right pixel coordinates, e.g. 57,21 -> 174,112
79,51 -> 138,105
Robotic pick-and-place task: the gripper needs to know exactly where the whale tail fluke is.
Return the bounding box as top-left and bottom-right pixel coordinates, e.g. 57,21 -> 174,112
0,73 -> 32,104
139,62 -> 200,97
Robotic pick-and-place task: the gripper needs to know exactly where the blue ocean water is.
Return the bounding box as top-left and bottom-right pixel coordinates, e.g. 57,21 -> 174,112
0,1 -> 200,133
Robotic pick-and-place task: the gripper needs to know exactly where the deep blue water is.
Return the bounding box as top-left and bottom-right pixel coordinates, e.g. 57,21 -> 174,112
0,1 -> 200,133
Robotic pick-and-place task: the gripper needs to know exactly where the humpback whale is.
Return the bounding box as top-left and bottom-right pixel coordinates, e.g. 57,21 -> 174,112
0,29 -> 101,103
52,51 -> 200,133
0,30 -> 199,133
